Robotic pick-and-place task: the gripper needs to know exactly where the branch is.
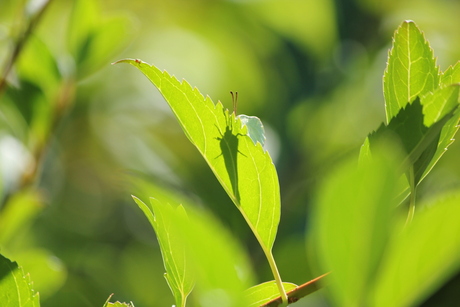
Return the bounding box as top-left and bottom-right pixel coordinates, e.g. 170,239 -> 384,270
261,273 -> 329,307
0,0 -> 53,94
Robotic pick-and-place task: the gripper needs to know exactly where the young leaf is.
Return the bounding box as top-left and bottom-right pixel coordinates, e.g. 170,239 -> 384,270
364,85 -> 460,189
372,192 -> 460,307
107,304 -> 133,307
311,148 -> 401,306
132,196 -> 193,307
134,196 -> 255,307
103,294 -> 135,307
116,60 -> 280,258
0,254 -> 40,306
244,281 -> 297,307
384,20 -> 439,122
440,61 -> 460,87
422,84 -> 459,127
67,0 -> 132,78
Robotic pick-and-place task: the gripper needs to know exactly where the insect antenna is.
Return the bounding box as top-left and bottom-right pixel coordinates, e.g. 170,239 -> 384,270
230,91 -> 238,115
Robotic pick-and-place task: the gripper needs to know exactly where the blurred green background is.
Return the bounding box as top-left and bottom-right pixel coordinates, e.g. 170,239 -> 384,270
1,0 -> 460,306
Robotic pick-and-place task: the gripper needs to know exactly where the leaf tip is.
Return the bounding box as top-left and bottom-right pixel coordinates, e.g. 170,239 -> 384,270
111,58 -> 146,66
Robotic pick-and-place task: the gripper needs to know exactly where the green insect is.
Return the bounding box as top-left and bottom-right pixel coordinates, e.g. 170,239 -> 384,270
230,91 -> 266,147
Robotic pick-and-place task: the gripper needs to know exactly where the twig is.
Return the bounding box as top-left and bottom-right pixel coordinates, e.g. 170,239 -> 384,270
261,273 -> 329,306
0,0 -> 53,94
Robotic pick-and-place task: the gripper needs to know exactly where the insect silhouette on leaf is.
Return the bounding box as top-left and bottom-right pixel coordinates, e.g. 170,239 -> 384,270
215,92 -> 246,204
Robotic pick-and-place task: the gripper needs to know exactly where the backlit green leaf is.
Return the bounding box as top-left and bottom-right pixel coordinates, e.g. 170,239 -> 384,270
132,196 -> 193,307
384,20 -> 439,122
311,149 -> 401,306
422,84 -> 459,127
372,192 -> 460,307
440,61 -> 460,87
245,281 -> 296,307
133,196 -> 254,307
0,254 -> 40,307
117,59 -> 280,254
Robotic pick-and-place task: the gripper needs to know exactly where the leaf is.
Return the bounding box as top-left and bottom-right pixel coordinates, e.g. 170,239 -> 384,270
133,196 -> 255,307
365,86 -> 460,187
68,0 -> 133,78
372,192 -> 460,307
103,294 -> 135,307
117,59 -> 280,254
132,196 -> 193,307
237,114 -> 266,147
0,254 -> 40,306
422,84 -> 459,127
245,281 -> 297,307
440,61 -> 460,87
104,302 -> 135,307
174,204 -> 254,307
384,20 -> 439,122
311,149 -> 401,306
108,304 -> 132,307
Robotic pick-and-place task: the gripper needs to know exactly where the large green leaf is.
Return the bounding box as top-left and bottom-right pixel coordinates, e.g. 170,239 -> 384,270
117,60 -> 280,254
384,20 -> 439,122
311,149 -> 401,306
372,192 -> 460,307
132,197 -> 193,307
0,254 -> 40,307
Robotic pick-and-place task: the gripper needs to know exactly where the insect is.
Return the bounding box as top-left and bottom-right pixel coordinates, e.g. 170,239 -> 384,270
229,91 -> 266,147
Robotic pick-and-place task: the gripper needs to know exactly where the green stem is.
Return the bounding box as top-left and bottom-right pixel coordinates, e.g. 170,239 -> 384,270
264,248 -> 288,306
405,167 -> 416,226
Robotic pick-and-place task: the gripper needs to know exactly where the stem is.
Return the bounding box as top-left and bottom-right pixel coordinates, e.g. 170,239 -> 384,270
264,249 -> 288,306
405,166 -> 416,226
0,0 -> 53,95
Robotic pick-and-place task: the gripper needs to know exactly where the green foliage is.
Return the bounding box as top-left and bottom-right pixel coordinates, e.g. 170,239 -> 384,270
116,58 -> 288,303
133,196 -> 255,307
67,0 -> 133,78
312,20 -> 460,307
2,1 -> 460,305
311,148 -> 402,306
133,197 -> 193,307
0,254 -> 40,307
119,19 -> 460,307
384,21 -> 439,122
115,59 -> 280,255
363,20 -> 460,198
